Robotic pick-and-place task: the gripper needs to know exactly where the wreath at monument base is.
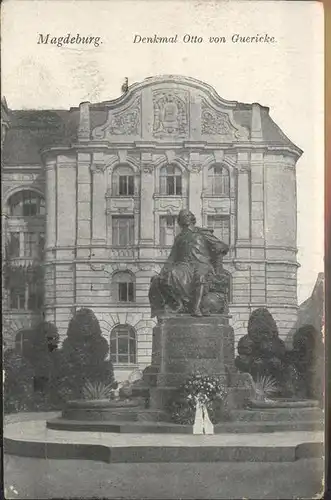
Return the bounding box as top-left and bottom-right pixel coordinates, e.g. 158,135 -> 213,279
167,373 -> 227,425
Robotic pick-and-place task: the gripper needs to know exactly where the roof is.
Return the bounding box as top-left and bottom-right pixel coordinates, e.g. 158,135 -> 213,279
2,77 -> 302,165
2,110 -> 79,165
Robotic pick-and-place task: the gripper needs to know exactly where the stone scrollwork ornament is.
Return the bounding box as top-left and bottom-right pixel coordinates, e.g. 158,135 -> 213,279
153,90 -> 189,137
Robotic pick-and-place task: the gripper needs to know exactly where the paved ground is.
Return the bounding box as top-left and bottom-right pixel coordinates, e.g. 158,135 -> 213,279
3,454 -> 324,499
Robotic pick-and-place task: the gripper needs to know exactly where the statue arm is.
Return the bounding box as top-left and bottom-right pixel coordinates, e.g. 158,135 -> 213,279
202,230 -> 229,273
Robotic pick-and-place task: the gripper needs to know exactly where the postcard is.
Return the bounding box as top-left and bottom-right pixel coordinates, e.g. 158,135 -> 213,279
2,1 -> 325,498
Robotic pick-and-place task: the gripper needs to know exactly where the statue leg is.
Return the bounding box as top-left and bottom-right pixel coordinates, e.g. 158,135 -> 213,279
191,273 -> 206,317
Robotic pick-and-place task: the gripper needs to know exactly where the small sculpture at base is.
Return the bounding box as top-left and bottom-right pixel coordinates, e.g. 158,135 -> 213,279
149,209 -> 230,318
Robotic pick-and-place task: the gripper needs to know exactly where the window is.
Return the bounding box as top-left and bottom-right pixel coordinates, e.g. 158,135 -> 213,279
23,232 -> 39,258
8,191 -> 45,216
27,282 -> 44,310
8,232 -> 20,258
160,215 -> 178,246
207,215 -> 230,245
9,286 -> 26,310
9,283 -> 43,311
112,216 -> 134,246
112,166 -> 135,196
112,272 -> 135,303
208,165 -> 230,196
110,325 -> 136,364
7,232 -> 45,259
160,165 -> 182,196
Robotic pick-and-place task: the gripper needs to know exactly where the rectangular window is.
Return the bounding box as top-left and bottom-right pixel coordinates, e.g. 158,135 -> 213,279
118,282 -> 134,302
112,216 -> 134,246
27,282 -> 43,311
23,232 -> 39,258
8,232 -> 20,258
119,175 -> 134,196
9,287 -> 26,310
22,191 -> 38,216
207,215 -> 230,245
175,175 -> 182,195
160,215 -> 178,246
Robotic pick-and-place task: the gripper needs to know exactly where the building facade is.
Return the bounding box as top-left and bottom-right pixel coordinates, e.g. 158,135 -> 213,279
2,76 -> 302,380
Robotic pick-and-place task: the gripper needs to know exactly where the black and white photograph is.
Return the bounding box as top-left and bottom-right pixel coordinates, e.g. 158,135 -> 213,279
2,1 -> 325,498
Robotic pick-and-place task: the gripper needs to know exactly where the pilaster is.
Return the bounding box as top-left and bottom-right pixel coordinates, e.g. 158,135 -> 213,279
140,152 -> 155,244
188,152 -> 202,225
45,158 -> 57,249
76,152 -> 92,257
235,152 -> 250,259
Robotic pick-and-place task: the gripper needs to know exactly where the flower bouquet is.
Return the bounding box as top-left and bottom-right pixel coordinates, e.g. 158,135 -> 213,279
169,372 -> 227,432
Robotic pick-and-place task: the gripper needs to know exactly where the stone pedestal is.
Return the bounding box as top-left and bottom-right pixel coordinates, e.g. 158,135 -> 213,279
150,315 -> 235,410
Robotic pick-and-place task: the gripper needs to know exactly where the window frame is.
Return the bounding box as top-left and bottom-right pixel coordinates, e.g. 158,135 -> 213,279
207,165 -> 230,197
160,165 -> 183,196
8,190 -> 46,217
110,324 -> 137,365
112,165 -> 135,197
159,214 -> 178,247
112,271 -> 135,303
111,215 -> 135,247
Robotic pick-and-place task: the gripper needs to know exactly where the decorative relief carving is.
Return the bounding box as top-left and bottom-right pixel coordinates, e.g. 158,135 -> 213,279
138,263 -> 162,274
189,163 -> 202,174
92,96 -> 141,139
6,173 -> 36,182
201,99 -> 249,140
106,197 -> 135,214
152,90 -> 189,137
155,198 -> 184,211
142,163 -> 154,175
201,101 -> 233,137
91,163 -> 105,174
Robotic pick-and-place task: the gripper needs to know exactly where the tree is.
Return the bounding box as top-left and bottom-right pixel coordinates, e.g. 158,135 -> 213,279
4,349 -> 34,413
57,308 -> 114,400
247,307 -> 279,342
235,308 -> 297,397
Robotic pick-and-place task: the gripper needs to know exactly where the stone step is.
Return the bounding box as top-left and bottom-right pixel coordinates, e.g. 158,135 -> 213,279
5,420 -> 323,463
46,417 -> 324,434
230,407 -> 324,423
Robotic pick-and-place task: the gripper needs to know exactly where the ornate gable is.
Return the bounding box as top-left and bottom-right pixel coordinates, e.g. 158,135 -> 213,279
90,76 -> 250,143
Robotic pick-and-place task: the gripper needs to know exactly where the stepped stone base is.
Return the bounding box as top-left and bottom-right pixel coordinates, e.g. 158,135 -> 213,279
5,419 -> 323,463
150,315 -> 235,411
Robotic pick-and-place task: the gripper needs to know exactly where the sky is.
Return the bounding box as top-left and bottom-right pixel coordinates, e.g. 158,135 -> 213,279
2,0 -> 324,304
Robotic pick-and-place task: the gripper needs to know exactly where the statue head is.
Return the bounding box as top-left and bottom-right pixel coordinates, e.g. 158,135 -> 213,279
177,209 -> 196,228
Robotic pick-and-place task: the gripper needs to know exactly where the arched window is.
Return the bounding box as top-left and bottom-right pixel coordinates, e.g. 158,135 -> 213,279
208,165 -> 230,196
8,190 -> 45,216
110,324 -> 136,364
112,271 -> 135,303
160,165 -> 182,196
112,165 -> 135,196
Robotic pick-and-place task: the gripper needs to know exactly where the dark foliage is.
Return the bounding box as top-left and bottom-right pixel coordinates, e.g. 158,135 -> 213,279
235,308 -> 297,397
247,307 -> 279,342
4,349 -> 34,413
57,308 -> 114,401
4,321 -> 61,413
290,324 -> 323,400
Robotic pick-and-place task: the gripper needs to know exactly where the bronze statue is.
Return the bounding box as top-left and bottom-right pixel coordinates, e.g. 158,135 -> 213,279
149,209 -> 230,318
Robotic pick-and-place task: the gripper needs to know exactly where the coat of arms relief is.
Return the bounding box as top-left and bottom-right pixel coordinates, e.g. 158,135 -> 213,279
152,89 -> 189,138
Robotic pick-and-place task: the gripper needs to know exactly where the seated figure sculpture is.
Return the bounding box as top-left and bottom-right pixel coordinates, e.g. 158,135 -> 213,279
149,209 -> 230,318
